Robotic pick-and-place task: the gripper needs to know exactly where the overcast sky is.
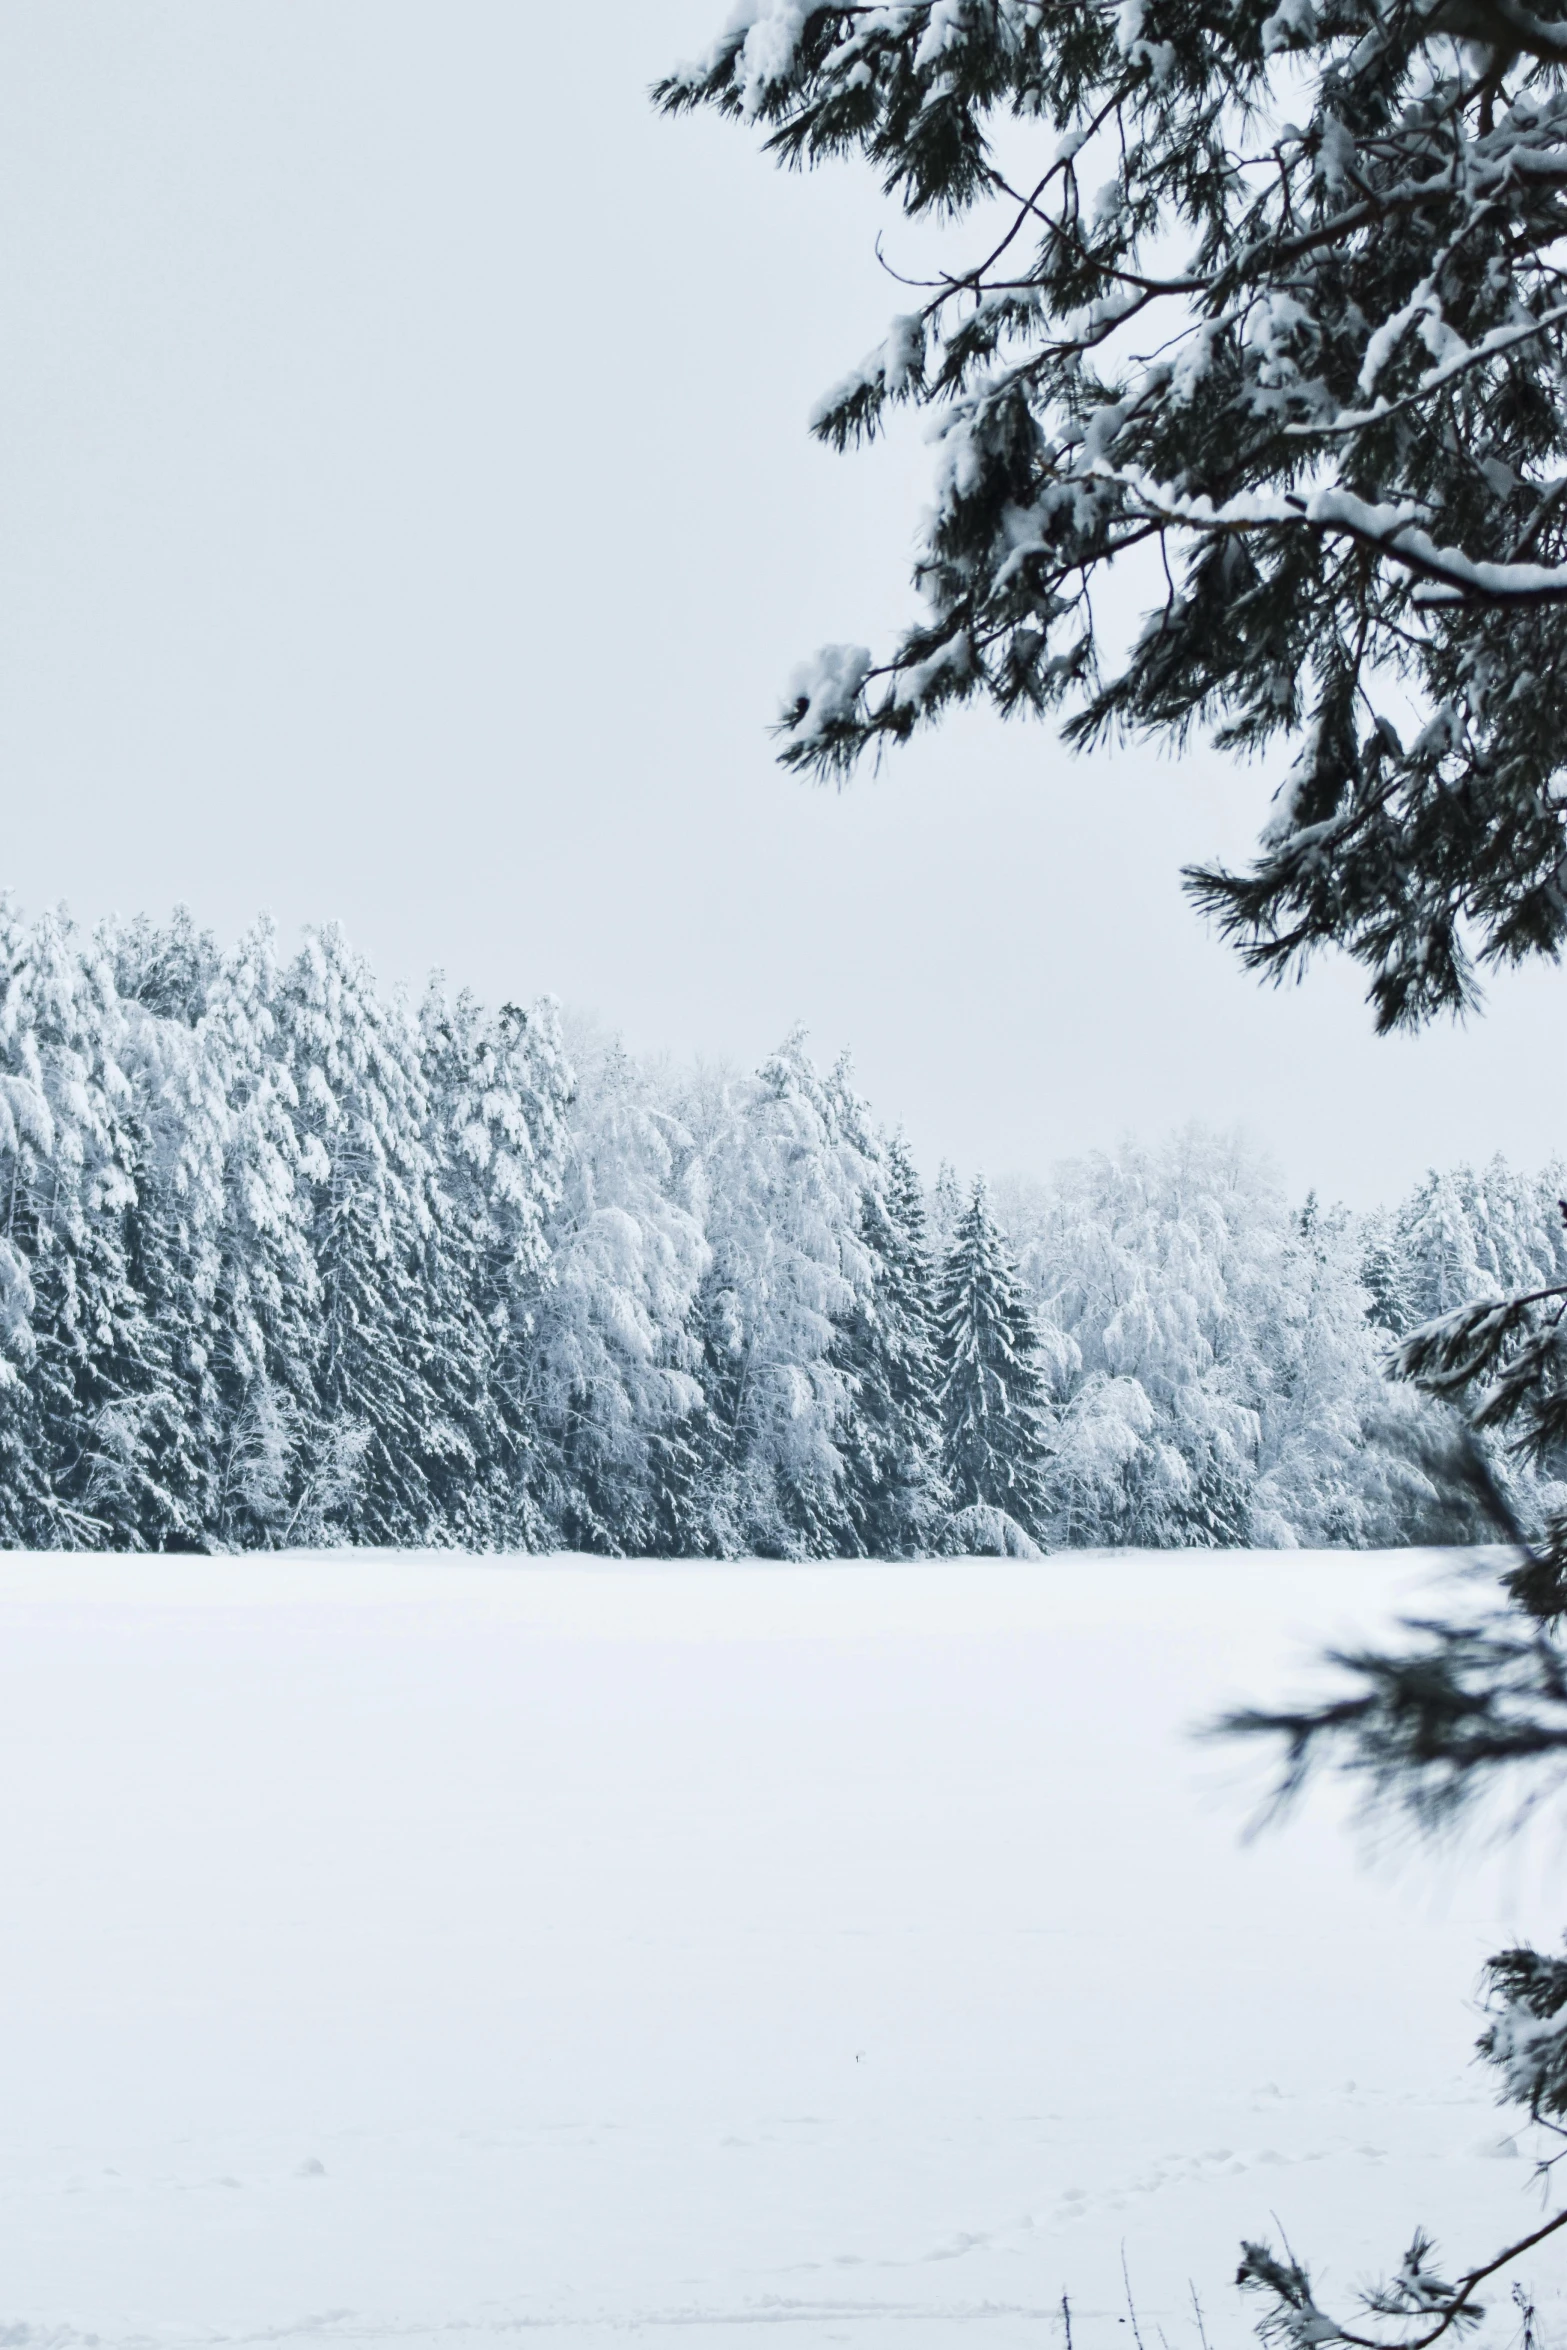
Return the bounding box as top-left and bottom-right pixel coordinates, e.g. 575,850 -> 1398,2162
0,0 -> 1560,1206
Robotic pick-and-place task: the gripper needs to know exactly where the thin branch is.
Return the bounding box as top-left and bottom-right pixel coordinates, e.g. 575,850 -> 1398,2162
1332,2205 -> 1567,2350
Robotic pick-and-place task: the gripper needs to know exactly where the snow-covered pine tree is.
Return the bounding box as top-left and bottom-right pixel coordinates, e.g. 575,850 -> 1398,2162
105,910 -> 232,1550
200,922 -> 321,1549
9,908 -> 175,1549
1398,1168 -> 1490,1326
830,1101 -> 948,1557
0,904 -> 57,1541
418,982 -> 573,1549
1355,1158 -> 1567,1540
660,1 -> 1567,1030
929,1161 -> 965,1256
278,927 -> 438,1547
936,1178 -> 1050,1549
1358,1205 -> 1415,1339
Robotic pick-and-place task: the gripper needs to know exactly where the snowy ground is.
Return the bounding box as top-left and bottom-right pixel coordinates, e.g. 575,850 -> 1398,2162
0,1550 -> 1560,2350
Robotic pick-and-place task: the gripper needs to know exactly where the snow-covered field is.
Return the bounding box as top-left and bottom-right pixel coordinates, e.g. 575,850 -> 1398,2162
0,1550 -> 1559,2350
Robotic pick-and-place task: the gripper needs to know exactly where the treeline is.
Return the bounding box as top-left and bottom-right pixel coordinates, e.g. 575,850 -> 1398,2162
0,902 -> 1552,1555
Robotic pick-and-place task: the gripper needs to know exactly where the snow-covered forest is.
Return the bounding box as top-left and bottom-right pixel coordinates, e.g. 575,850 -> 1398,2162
0,898 -> 1555,1558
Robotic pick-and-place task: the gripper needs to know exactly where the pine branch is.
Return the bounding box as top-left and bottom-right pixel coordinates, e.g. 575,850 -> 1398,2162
1239,2210 -> 1567,2350
662,0 -> 1567,1016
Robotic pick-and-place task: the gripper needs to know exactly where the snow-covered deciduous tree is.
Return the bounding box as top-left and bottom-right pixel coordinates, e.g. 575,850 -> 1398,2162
936,1177 -> 1051,1548
1014,1134 -> 1277,1545
660,0 -> 1567,1028
688,1031 -> 877,1558
996,1132 -> 1443,1548
522,1027 -> 707,1555
1248,1192 -> 1458,1546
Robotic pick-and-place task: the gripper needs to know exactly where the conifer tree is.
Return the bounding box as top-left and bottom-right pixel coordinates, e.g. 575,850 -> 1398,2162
0,888 -> 1562,1568
16,909 -> 167,1548
418,983 -> 572,1548
107,911 -> 232,1550
929,1162 -> 964,1256
835,1127 -> 947,1557
936,1179 -> 1050,1544
660,0 -> 1567,1030
1359,1207 -> 1414,1340
279,927 -> 438,1546
202,922 -> 321,1550
0,904 -> 57,1542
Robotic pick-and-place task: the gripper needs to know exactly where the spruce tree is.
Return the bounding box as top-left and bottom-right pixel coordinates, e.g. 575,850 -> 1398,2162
834,1127 -> 947,1557
107,912 -> 232,1550
202,922 -> 321,1550
13,909 -> 168,1549
936,1179 -> 1050,1544
278,926 -> 439,1547
418,984 -> 572,1549
0,904 -> 59,1543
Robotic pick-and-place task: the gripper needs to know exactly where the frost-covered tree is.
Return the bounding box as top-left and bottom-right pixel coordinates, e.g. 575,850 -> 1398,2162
1249,1191 -> 1456,1547
833,1112 -> 949,1556
660,0 -> 1567,1029
277,927 -> 439,1546
1350,1157 -> 1567,1542
1016,1134 -> 1276,1545
936,1178 -> 1050,1546
418,982 -> 573,1548
105,909 -> 243,1551
200,923 -> 321,1549
0,906 -> 61,1541
9,909 -> 173,1548
687,1032 -> 875,1557
998,1132 -> 1433,1547
523,1029 -> 707,1555
0,891 -> 1561,1560
929,1161 -> 966,1256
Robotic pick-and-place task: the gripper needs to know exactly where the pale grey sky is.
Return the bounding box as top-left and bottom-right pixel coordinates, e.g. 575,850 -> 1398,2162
0,0 -> 1560,1207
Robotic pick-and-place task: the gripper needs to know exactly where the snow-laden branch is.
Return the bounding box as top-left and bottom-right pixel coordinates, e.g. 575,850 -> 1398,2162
1104,471 -> 1567,602
662,0 -> 1567,1015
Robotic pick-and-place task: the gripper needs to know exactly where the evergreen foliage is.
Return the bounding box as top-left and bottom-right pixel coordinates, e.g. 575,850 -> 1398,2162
0,894 -> 1550,1560
836,1129 -> 949,1557
1227,1510 -> 1567,2350
660,0 -> 1567,1029
654,18 -> 1567,2325
936,1178 -> 1051,1542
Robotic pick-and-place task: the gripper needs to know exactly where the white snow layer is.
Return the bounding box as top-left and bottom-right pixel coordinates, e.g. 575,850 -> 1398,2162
0,1548 -> 1558,2350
